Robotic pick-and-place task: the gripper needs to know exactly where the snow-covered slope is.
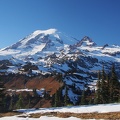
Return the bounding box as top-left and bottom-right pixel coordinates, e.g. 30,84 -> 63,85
0,28 -> 120,103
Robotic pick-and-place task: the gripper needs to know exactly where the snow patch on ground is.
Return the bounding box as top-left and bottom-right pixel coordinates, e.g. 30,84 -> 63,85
0,116 -> 80,120
0,103 -> 120,120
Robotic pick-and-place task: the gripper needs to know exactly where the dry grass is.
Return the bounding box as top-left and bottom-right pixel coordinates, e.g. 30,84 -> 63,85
0,112 -> 21,117
1,111 -> 120,119
29,112 -> 120,119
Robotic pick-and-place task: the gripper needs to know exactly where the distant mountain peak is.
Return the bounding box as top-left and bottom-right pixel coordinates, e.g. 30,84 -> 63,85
81,36 -> 97,46
102,44 -> 109,50
75,36 -> 97,47
82,36 -> 92,41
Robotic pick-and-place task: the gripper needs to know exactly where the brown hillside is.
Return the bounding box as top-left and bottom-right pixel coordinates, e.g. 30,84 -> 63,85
4,75 -> 26,89
26,76 -> 63,95
4,75 -> 63,96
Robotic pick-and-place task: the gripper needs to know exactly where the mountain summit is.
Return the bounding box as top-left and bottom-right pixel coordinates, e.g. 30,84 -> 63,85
0,28 -> 78,60
75,36 -> 96,47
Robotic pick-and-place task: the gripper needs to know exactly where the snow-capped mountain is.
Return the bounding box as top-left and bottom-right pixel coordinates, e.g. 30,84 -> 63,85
0,28 -> 120,103
0,29 -> 77,60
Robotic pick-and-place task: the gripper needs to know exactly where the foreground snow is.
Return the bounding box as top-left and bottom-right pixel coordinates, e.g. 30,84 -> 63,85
0,116 -> 80,120
0,103 -> 120,120
19,103 -> 120,114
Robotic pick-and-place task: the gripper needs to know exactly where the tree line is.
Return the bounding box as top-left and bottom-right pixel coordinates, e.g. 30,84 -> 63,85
0,64 -> 120,112
94,65 -> 120,104
80,64 -> 120,105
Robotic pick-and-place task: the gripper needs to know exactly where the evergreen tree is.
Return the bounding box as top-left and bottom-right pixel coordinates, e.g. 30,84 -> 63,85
0,81 -> 6,112
9,97 -> 13,111
26,97 -> 31,108
118,91 -> 120,103
101,66 -> 109,103
16,94 -> 23,109
54,89 -> 60,107
94,64 -> 120,104
26,95 -> 31,109
109,64 -> 120,102
89,97 -> 94,105
101,65 -> 106,80
80,90 -> 86,105
94,70 -> 102,104
33,88 -> 38,97
105,74 -> 110,102
106,74 -> 110,88
64,87 -> 69,106
52,86 -> 64,107
51,94 -> 55,107
98,70 -> 101,80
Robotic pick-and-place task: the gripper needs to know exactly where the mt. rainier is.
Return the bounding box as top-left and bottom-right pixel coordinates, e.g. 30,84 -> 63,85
0,28 -> 120,103
0,28 -> 120,76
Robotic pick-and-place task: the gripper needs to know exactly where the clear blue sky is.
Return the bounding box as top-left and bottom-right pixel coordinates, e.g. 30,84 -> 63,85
0,0 -> 120,48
